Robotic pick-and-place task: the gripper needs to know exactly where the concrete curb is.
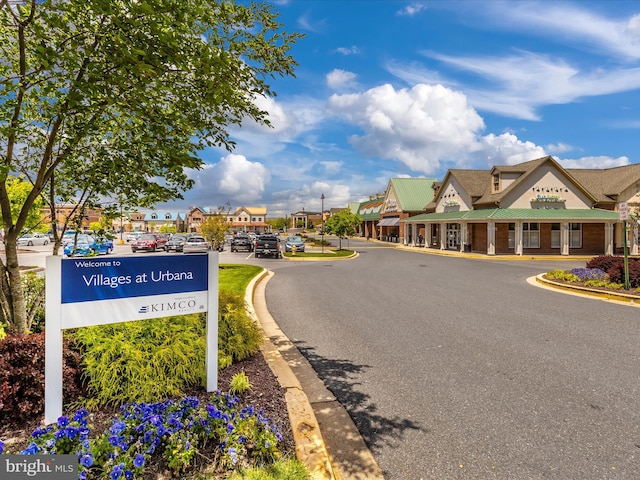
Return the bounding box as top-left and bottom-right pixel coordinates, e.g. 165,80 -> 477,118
245,269 -> 384,480
531,274 -> 640,306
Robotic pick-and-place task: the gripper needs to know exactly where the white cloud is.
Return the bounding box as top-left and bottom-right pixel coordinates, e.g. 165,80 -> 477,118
272,181 -> 351,214
477,133 -> 547,167
320,160 -> 343,174
557,155 -> 630,169
336,46 -> 360,55
546,142 -> 573,154
397,3 -> 427,17
190,154 -> 271,205
326,69 -> 358,90
327,83 -> 485,174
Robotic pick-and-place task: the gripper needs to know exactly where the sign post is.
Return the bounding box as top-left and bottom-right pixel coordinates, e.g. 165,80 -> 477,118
619,203 -> 630,290
45,253 -> 218,424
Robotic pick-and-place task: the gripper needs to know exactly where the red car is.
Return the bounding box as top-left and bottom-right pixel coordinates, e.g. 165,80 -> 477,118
131,233 -> 168,252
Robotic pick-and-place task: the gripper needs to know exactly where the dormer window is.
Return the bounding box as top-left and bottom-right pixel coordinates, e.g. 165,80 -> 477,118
492,173 -> 500,192
151,213 -> 158,220
165,213 -> 171,220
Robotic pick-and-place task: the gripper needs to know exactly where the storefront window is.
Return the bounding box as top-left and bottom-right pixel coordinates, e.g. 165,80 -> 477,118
569,223 -> 581,248
551,223 -> 561,248
523,222 -> 540,248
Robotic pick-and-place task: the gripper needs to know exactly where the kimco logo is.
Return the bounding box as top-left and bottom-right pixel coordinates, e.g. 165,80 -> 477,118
138,299 -> 198,314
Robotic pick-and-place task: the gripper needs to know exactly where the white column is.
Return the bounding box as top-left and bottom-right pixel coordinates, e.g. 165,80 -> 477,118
561,222 -> 570,255
515,221 -> 523,255
630,222 -> 638,256
605,223 -> 614,255
460,223 -> 467,252
487,222 -> 496,255
440,223 -> 446,250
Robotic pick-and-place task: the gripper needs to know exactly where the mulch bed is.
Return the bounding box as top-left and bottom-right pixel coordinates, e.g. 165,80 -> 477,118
0,352 -> 294,478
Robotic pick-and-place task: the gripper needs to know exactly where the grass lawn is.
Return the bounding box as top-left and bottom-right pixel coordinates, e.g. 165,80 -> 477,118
219,264 -> 263,293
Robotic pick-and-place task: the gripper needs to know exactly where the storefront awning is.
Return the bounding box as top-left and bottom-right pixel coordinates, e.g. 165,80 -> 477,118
377,217 -> 400,227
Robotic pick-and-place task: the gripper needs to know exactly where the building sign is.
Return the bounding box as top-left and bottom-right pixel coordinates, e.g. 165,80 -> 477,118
45,253 -> 219,424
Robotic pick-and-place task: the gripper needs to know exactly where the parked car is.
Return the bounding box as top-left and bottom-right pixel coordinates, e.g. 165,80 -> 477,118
131,233 -> 168,252
17,233 -> 50,246
126,232 -> 143,242
284,236 -> 305,253
182,235 -> 210,254
63,235 -> 114,257
254,234 -> 282,258
165,234 -> 189,252
231,234 -> 253,252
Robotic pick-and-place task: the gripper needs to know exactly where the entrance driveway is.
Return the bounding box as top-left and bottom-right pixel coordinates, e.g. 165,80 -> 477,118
263,239 -> 640,480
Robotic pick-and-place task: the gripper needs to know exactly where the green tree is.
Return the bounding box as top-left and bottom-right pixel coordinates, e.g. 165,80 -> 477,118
324,210 -> 363,250
0,0 -> 302,334
200,212 -> 229,250
6,176 -> 45,233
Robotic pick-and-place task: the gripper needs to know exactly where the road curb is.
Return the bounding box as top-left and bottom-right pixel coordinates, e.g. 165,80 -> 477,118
245,270 -> 336,480
246,269 -> 384,480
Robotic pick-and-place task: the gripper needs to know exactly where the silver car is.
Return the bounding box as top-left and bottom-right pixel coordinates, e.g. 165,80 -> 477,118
284,236 -> 305,252
17,233 -> 50,246
182,235 -> 210,254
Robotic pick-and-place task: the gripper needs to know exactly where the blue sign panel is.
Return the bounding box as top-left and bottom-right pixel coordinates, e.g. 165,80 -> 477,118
61,254 -> 209,304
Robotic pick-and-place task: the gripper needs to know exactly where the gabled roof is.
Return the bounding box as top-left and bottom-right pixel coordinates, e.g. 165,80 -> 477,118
474,156 -> 597,207
388,178 -> 437,212
569,163 -> 640,203
235,206 -> 267,215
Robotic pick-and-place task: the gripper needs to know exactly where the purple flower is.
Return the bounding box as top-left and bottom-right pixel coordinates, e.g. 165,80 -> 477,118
80,454 -> 94,468
0,440 -> 4,454
133,454 -> 145,468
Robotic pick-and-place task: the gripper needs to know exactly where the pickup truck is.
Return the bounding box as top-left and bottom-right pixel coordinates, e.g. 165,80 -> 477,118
230,234 -> 253,252
254,234 -> 282,258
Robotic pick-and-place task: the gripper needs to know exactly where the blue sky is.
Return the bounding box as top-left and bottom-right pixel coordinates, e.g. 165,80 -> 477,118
158,0 -> 640,217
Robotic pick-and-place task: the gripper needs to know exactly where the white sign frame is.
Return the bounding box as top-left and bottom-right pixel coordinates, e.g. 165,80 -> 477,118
45,253 -> 218,424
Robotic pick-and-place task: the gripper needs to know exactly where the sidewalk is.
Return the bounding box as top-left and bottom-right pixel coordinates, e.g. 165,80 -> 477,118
246,270 -> 384,480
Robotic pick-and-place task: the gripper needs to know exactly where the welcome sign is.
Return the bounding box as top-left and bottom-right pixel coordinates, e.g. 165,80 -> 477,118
45,253 -> 219,424
59,255 -> 209,328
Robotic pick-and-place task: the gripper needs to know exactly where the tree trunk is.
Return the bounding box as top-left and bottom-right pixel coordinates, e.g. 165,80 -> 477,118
2,234 -> 28,334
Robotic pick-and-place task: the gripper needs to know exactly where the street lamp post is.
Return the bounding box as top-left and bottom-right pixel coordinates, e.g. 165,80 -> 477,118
321,193 -> 325,254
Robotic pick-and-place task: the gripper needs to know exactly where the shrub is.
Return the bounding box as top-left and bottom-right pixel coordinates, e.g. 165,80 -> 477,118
74,315 -> 207,408
606,260 -> 640,288
0,333 -> 84,425
586,255 -> 624,273
22,271 -> 46,333
219,292 -> 263,369
545,270 -> 579,282
229,372 -> 253,396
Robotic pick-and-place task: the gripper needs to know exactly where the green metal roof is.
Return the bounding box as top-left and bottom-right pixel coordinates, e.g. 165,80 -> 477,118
389,178 -> 437,212
403,208 -> 621,222
357,197 -> 384,221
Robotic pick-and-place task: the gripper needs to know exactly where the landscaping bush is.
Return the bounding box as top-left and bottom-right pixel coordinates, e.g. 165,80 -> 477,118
219,291 -> 263,369
0,333 -> 84,425
22,271 -> 46,333
586,255 -> 624,273
74,315 -> 207,408
606,260 -> 640,288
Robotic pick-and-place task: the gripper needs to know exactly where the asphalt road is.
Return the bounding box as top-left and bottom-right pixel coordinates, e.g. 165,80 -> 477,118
13,239 -> 640,479
261,239 -> 640,480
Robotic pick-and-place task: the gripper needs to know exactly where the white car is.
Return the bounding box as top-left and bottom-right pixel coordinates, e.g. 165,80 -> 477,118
17,233 -> 50,246
126,232 -> 143,242
182,235 -> 210,254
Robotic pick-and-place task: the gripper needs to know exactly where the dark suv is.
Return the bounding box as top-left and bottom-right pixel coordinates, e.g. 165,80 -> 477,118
165,234 -> 188,252
231,234 -> 253,252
